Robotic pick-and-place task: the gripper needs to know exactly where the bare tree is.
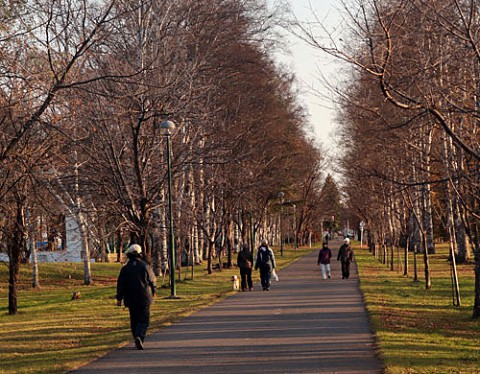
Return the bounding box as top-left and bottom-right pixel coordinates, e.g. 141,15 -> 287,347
293,0 -> 479,310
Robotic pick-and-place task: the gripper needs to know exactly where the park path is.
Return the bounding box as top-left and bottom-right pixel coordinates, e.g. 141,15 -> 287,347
71,240 -> 383,373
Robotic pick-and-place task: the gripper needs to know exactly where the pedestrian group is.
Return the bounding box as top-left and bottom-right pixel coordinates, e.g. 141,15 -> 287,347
318,237 -> 354,280
115,236 -> 353,350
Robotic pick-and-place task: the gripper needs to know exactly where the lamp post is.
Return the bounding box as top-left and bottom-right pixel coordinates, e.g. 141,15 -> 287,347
160,120 -> 179,299
292,203 -> 297,250
278,192 -> 284,257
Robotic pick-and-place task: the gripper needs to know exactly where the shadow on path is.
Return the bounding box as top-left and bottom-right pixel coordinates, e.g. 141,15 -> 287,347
72,240 -> 383,373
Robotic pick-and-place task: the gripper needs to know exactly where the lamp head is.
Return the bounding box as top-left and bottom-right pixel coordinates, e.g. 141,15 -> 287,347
160,120 -> 176,136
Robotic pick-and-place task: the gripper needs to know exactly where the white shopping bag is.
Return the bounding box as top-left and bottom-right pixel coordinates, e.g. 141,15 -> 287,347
272,269 -> 279,281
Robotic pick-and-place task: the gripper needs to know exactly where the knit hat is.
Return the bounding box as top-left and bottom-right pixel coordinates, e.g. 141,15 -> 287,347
126,244 -> 142,254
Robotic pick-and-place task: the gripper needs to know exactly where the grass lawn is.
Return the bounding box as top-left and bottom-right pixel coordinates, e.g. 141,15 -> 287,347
0,247 -> 310,374
354,242 -> 480,374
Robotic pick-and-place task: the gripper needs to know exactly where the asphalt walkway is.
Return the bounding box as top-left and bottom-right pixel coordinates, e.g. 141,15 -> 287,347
72,240 -> 383,373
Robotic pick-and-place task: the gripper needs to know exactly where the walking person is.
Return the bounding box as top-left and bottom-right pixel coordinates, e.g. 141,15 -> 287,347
317,242 -> 332,280
255,239 -> 276,291
116,244 -> 156,350
237,244 -> 254,291
337,238 -> 354,279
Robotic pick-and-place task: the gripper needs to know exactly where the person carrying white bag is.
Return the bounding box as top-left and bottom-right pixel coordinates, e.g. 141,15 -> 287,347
254,239 -> 276,291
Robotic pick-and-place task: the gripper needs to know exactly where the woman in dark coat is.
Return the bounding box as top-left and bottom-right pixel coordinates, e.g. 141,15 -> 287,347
337,238 -> 354,279
237,244 -> 254,291
116,244 -> 156,350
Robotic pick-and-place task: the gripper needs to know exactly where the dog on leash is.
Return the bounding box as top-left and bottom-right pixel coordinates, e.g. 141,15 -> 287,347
231,275 -> 240,290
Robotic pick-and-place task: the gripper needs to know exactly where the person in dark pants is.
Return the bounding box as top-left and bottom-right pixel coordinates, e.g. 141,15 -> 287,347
255,239 -> 276,291
116,244 -> 156,350
237,244 -> 254,291
337,238 -> 354,279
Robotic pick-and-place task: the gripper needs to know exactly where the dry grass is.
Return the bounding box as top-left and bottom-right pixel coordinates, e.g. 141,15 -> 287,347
355,242 -> 480,373
0,248 -> 310,374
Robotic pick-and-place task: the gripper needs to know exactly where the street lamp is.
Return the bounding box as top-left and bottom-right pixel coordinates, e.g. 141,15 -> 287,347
292,203 -> 297,250
278,192 -> 284,257
160,120 -> 179,299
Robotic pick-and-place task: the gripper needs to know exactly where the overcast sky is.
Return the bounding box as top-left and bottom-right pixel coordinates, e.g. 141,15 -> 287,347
271,0 -> 343,152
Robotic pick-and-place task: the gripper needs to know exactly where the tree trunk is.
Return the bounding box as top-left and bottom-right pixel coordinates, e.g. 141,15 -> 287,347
198,220 -> 206,261
444,134 -> 470,263
473,256 -> 480,319
443,149 -> 461,305
190,225 -> 195,279
151,209 -> 161,275
8,234 -> 21,315
455,202 -> 471,263
160,192 -> 168,270
193,223 -> 200,265
99,226 -> 107,262
226,220 -> 233,268
390,243 -> 394,272
234,215 -> 240,253
116,228 -> 123,263
8,242 -> 20,315
382,234 -> 387,265
472,222 -> 480,318
217,241 -> 223,272
404,236 -> 409,277
207,240 -> 214,274
449,238 -> 461,306
413,243 -> 419,283
31,228 -> 40,289
8,195 -> 27,314
422,231 -> 432,289
28,214 -> 40,288
176,236 -> 182,281
421,129 -> 435,255
76,211 -> 92,285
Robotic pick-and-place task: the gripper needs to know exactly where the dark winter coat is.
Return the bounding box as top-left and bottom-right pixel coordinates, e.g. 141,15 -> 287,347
237,248 -> 253,269
255,245 -> 276,270
337,244 -> 354,263
318,247 -> 332,265
116,257 -> 156,308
